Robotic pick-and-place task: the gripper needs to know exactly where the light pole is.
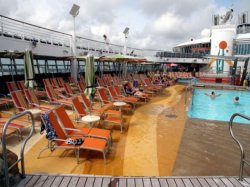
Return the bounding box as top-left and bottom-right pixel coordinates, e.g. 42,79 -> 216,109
123,27 -> 129,77
123,27 -> 129,55
69,4 -> 80,81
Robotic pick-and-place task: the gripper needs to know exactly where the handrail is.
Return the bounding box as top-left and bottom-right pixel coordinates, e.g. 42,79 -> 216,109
1,111 -> 35,187
229,113 -> 250,181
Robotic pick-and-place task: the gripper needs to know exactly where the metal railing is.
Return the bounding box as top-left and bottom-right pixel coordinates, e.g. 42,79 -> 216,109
1,111 -> 35,187
229,113 -> 250,181
0,15 -> 164,58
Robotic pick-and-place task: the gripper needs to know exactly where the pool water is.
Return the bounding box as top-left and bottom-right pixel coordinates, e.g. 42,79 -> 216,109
177,77 -> 198,84
188,89 -> 250,124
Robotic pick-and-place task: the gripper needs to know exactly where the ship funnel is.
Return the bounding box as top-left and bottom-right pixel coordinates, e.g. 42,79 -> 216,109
213,15 -> 220,25
239,12 -> 248,24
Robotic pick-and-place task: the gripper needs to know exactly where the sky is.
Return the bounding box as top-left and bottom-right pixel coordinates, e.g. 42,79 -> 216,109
0,0 -> 250,51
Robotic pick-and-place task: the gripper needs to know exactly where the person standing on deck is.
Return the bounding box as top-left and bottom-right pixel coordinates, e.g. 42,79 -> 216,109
246,72 -> 250,87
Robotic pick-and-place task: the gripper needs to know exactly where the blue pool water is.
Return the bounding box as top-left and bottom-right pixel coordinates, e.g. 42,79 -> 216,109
188,89 -> 250,124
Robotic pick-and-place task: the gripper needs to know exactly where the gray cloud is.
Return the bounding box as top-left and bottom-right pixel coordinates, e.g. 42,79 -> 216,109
0,0 -> 249,52
0,0 -> 18,16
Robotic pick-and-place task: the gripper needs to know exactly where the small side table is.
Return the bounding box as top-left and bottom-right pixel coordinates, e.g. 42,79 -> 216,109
113,101 -> 127,115
81,115 -> 100,127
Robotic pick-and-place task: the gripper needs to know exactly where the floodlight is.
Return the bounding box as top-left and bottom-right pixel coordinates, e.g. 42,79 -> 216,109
123,27 -> 129,35
69,4 -> 80,17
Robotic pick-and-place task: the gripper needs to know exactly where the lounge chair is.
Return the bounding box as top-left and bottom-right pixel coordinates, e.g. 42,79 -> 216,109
10,90 -> 49,118
0,127 -> 19,143
0,95 -> 13,108
81,93 -> 121,116
24,89 -> 54,111
56,77 -> 65,88
0,112 -> 32,141
63,83 -> 78,98
107,86 -> 143,108
6,81 -> 20,93
40,111 -> 109,164
113,85 -> 143,102
43,78 -> 64,94
77,81 -> 85,93
16,80 -> 46,98
45,85 -> 73,109
54,105 -> 112,145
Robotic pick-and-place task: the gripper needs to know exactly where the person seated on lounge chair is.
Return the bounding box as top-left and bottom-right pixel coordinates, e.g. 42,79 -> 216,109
123,82 -> 148,97
123,82 -> 136,96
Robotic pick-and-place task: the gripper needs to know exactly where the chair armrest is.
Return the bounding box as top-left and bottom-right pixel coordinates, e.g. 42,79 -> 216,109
17,106 -> 27,110
40,99 -> 51,104
69,93 -> 76,97
29,103 -> 39,107
53,138 -> 66,142
58,94 -> 67,99
63,127 -> 81,132
0,110 -> 15,116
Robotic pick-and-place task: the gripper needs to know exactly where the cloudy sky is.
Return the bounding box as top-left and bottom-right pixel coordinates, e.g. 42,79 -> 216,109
0,0 -> 250,51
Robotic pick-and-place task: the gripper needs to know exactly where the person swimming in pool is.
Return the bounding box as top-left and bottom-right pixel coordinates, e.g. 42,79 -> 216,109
233,96 -> 239,103
205,91 -> 221,98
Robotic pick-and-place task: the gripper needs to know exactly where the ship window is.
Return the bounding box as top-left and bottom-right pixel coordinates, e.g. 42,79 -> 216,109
245,44 -> 249,54
15,59 -> 24,75
243,44 -> 247,55
1,58 -> 12,75
64,61 -> 71,73
78,60 -> 85,73
238,44 -> 242,55
37,60 -> 46,74
47,60 -> 57,73
33,59 -> 39,74
57,60 -> 64,73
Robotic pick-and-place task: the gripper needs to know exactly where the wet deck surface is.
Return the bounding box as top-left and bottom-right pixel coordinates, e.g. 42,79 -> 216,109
173,118 -> 250,176
17,174 -> 250,187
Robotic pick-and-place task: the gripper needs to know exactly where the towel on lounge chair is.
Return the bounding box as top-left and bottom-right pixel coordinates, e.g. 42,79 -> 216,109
66,138 -> 83,145
41,113 -> 57,140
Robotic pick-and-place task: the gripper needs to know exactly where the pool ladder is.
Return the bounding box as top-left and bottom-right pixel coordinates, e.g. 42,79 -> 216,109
1,111 -> 35,187
229,113 -> 250,181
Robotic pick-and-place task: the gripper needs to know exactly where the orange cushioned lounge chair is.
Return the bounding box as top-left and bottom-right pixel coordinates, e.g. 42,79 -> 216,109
54,105 -> 112,146
24,89 -> 54,111
40,111 -> 109,164
45,85 -> 73,109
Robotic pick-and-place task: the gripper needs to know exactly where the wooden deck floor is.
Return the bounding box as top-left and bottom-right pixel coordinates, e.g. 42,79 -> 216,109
16,174 -> 250,187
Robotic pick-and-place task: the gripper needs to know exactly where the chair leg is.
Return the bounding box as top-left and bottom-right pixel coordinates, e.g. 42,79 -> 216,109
37,141 -> 51,158
120,122 -> 123,133
103,151 -> 106,164
75,148 -> 80,164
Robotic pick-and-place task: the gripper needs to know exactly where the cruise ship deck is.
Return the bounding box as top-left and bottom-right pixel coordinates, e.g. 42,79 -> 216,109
1,5 -> 250,186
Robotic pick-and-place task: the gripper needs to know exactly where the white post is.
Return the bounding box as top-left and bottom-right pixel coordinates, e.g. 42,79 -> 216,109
71,16 -> 78,81
124,35 -> 127,55
69,4 -> 80,81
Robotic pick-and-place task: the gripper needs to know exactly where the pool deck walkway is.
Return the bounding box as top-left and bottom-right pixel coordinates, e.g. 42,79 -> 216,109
17,173 -> 250,187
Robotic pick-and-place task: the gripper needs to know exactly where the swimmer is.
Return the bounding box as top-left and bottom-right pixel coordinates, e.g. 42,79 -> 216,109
205,91 -> 221,98
233,96 -> 239,103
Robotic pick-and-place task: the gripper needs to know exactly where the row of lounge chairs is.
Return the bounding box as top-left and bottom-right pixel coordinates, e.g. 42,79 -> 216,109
2,72 -> 173,163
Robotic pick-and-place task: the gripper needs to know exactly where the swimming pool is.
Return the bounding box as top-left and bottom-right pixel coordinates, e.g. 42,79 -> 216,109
188,88 -> 250,124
